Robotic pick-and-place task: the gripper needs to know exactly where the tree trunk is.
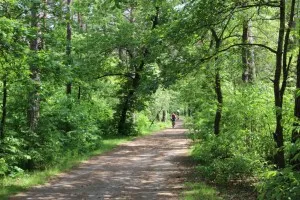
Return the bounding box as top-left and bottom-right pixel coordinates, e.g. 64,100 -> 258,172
242,19 -> 255,82
41,0 -> 47,50
117,90 -> 134,135
77,7 -> 84,100
273,0 -> 285,169
161,110 -> 166,122
0,75 -> 7,140
78,86 -> 81,100
272,0 -> 295,169
66,0 -> 72,95
214,68 -> 222,135
211,30 -> 223,136
117,65 -> 142,135
27,2 -> 41,131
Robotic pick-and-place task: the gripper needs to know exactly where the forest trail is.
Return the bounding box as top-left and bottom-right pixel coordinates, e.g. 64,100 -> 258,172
10,121 -> 192,200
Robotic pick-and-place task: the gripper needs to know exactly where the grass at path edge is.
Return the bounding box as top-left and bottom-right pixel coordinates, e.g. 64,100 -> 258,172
180,135 -> 223,200
0,122 -> 168,199
181,182 -> 222,200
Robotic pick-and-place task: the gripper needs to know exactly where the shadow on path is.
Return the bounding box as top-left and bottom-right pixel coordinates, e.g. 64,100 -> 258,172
10,120 -> 192,200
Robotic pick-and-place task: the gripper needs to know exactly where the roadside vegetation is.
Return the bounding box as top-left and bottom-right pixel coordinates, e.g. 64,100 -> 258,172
0,121 -> 168,199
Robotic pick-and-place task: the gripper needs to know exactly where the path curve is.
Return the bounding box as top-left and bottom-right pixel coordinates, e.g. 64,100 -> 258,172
10,121 -> 191,200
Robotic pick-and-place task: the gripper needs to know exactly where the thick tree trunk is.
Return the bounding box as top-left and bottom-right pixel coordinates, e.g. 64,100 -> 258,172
242,20 -> 255,82
0,76 -> 7,140
28,71 -> 40,131
117,68 -> 142,135
27,2 -> 41,131
66,0 -> 72,95
117,90 -> 134,135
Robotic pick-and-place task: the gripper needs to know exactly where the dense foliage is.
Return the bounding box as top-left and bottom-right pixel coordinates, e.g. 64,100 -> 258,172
170,0 -> 300,199
0,0 -> 179,175
1,0 -> 300,199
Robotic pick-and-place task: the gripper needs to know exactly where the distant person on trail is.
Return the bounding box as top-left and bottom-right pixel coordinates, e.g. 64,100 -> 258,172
171,113 -> 176,128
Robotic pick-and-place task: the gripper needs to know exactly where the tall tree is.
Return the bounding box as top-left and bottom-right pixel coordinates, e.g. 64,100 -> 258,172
272,0 -> 296,168
66,0 -> 72,94
27,1 -> 42,131
115,1 -> 161,135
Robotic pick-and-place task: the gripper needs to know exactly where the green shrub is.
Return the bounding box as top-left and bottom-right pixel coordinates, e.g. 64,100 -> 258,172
257,168 -> 300,200
197,155 -> 260,183
135,112 -> 151,134
0,94 -> 114,172
192,135 -> 263,184
0,158 -> 8,177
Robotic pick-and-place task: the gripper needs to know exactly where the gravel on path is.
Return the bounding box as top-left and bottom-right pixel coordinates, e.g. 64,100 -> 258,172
10,121 -> 192,200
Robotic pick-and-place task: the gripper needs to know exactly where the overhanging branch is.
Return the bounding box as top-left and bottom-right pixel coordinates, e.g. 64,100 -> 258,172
197,42 -> 276,64
219,43 -> 277,54
96,73 -> 134,80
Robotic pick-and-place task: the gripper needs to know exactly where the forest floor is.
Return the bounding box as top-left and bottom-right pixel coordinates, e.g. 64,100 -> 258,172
10,121 -> 193,200
9,121 -> 257,200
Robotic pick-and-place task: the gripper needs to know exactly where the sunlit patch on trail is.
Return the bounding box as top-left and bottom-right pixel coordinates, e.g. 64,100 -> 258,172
10,120 -> 191,200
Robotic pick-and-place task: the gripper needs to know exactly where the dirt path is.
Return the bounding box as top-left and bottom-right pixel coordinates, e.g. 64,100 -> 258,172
10,121 -> 192,200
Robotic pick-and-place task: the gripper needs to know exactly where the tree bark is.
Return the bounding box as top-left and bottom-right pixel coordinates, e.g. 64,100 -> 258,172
117,89 -> 134,135
27,2 -> 41,131
66,0 -> 72,95
242,20 -> 255,82
0,75 -> 7,140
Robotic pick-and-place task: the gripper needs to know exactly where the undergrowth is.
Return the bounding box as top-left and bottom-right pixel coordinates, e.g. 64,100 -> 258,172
0,121 -> 168,200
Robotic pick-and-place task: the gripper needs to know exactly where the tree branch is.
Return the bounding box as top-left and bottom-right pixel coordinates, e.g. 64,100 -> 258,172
96,73 -> 134,80
195,42 -> 276,65
219,43 -> 277,54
